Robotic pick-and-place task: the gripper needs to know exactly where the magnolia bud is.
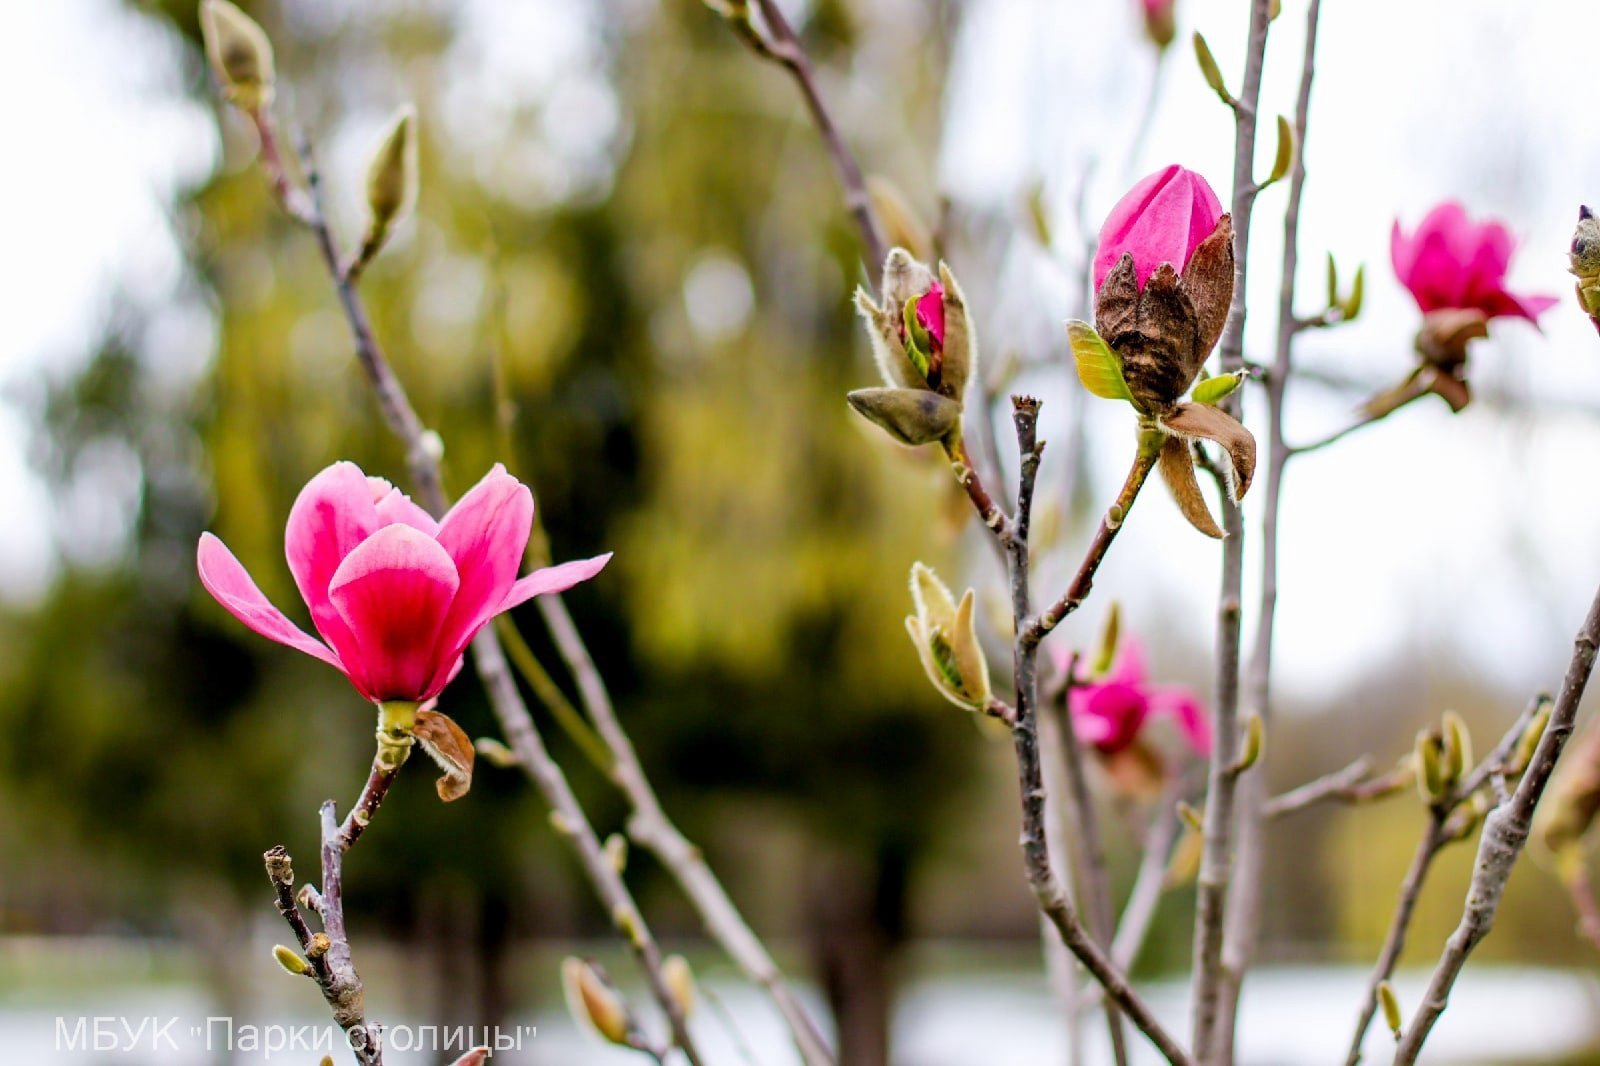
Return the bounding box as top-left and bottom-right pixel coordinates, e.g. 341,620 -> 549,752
1091,603 -> 1122,677
906,563 -> 992,711
662,954 -> 697,1019
1570,206 -> 1600,331
561,957 -> 632,1046
273,944 -> 310,976
1441,710 -> 1472,789
1378,980 -> 1403,1039
847,387 -> 962,447
1234,714 -> 1265,774
1141,0 -> 1176,50
604,833 -> 629,874
200,0 -> 276,111
1415,729 -> 1448,805
360,107 -> 419,264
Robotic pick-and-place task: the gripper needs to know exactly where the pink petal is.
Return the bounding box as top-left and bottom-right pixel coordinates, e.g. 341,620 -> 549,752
499,553 -> 613,613
285,461 -> 382,660
1094,165 -> 1224,292
432,464 -> 536,664
328,524 -> 461,702
916,283 -> 946,350
373,483 -> 440,536
1071,682 -> 1148,755
1107,638 -> 1148,687
1390,220 -> 1419,292
1150,686 -> 1211,756
197,533 -> 344,673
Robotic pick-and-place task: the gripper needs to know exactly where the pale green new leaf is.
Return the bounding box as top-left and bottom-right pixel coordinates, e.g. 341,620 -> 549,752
1067,320 -> 1132,402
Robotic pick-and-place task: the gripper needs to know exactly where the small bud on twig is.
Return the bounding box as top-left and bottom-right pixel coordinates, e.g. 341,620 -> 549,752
604,833 -> 629,874
1193,33 -> 1234,108
562,957 -> 633,1046
1230,714 -> 1265,776
200,0 -> 276,112
353,107 -> 419,274
905,563 -> 993,712
273,944 -> 311,976
1441,710 -> 1472,791
1378,979 -> 1403,1039
1415,728 -> 1448,805
662,954 -> 698,1019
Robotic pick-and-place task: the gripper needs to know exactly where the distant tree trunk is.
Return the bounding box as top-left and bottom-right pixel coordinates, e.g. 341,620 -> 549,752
806,840 -> 911,1066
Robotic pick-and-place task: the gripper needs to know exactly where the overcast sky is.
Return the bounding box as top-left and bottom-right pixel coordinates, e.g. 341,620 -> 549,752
5,0 -> 1600,708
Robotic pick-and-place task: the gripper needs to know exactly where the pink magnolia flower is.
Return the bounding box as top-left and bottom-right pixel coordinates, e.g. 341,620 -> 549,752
1093,165 -> 1224,293
1391,202 -> 1559,324
1068,640 -> 1210,758
197,461 -> 611,704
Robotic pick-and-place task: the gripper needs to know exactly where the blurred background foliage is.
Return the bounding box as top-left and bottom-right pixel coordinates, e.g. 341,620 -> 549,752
0,0 -> 1596,1063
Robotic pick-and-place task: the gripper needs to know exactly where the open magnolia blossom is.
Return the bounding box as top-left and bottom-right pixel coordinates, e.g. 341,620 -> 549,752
1070,164 -> 1255,539
197,461 -> 611,706
1368,201 -> 1559,415
848,250 -> 978,447
1058,638 -> 1209,796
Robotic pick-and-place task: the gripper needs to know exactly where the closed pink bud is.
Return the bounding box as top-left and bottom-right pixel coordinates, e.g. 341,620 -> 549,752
197,461 -> 611,704
1140,0 -> 1176,49
1093,165 -> 1224,293
1391,202 -> 1558,325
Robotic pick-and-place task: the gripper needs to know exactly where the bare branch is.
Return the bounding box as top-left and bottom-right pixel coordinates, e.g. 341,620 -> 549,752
1393,588 -> 1600,1063
1191,0 -> 1276,1052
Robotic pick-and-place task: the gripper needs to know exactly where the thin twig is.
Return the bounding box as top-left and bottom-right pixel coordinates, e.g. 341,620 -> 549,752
1338,695 -> 1546,1063
1393,600 -> 1600,1066
1260,756 -> 1375,820
261,115 -> 706,1066
534,592 -> 836,1066
733,0 -> 887,268
1047,654 -> 1130,1066
1191,2 -> 1275,1057
1003,398 -> 1195,1066
1024,442 -> 1159,648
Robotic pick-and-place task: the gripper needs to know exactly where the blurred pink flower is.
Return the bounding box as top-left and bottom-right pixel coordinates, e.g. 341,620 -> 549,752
1140,0 -> 1176,49
915,282 -> 946,350
1093,165 -> 1224,293
1390,202 -> 1558,324
197,461 -> 610,704
1068,640 -> 1210,758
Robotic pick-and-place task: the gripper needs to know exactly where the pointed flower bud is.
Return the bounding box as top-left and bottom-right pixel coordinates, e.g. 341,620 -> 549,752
852,252 -> 978,446
1415,728 -> 1448,805
662,955 -> 697,1019
1140,0 -> 1176,49
1570,205 -> 1600,333
1378,980 -> 1403,1038
905,562 -> 991,711
1079,166 -> 1254,539
846,387 -> 962,446
200,0 -> 276,111
1441,710 -> 1472,789
273,944 -> 311,976
561,957 -> 633,1047
358,107 -> 419,267
1536,717 -> 1600,856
